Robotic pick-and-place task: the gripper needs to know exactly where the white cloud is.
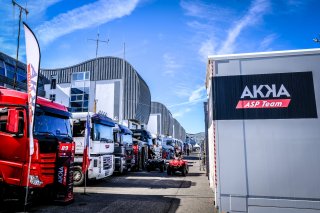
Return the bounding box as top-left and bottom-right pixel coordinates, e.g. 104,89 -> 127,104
218,0 -> 271,54
259,33 -> 278,50
199,39 -> 216,62
174,84 -> 192,98
180,0 -> 233,22
169,85 -> 206,108
163,53 -> 182,76
189,86 -> 205,102
26,0 -> 63,16
35,0 -> 140,45
172,108 -> 191,118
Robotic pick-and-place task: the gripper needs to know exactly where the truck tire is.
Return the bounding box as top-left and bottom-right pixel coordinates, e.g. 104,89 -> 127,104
73,166 -> 85,186
181,167 -> 186,177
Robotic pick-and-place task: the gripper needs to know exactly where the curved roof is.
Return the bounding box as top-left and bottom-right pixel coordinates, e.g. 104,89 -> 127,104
173,118 -> 186,141
151,101 -> 173,136
41,57 -> 151,124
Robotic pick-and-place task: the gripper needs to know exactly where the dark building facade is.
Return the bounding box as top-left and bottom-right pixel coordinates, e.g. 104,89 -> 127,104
0,52 -> 46,96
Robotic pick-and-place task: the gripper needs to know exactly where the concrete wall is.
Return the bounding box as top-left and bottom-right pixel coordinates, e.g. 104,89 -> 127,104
44,83 -> 70,107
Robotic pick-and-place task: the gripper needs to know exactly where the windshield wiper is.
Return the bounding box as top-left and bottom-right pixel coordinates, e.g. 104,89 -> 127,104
34,131 -> 55,136
57,132 -> 72,139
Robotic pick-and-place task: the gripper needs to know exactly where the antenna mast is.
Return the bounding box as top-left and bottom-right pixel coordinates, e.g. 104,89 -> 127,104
12,0 -> 28,89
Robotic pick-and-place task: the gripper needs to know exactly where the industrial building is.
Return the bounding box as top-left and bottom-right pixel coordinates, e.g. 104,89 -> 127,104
40,56 -> 151,128
148,101 -> 186,141
0,51 -> 187,138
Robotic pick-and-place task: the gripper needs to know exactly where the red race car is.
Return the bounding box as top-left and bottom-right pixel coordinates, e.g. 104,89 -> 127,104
167,158 -> 189,176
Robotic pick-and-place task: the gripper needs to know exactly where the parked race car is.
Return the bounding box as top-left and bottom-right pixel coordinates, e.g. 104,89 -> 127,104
167,158 -> 188,176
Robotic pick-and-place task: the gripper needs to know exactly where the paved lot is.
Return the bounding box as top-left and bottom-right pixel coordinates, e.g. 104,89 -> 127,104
1,153 -> 214,213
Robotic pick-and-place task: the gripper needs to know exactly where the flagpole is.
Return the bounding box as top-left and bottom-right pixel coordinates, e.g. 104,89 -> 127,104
82,112 -> 90,195
23,22 -> 41,211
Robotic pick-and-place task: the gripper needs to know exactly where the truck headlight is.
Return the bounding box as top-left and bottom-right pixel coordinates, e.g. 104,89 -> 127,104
29,175 -> 43,186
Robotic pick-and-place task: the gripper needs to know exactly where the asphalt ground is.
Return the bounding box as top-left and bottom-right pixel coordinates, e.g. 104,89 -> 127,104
1,152 -> 214,213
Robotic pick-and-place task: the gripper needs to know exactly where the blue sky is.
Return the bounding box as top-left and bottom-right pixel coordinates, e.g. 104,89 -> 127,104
1,0 -> 320,134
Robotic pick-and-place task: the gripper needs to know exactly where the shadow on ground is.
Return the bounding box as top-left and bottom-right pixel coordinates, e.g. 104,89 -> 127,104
37,192 -> 180,213
93,178 -> 193,189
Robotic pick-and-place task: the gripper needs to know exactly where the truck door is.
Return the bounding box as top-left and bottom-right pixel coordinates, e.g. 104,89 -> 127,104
0,107 -> 27,186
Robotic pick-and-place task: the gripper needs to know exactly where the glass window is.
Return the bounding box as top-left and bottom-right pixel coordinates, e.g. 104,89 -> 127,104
83,101 -> 88,107
71,102 -> 82,108
70,86 -> 89,112
76,95 -> 83,101
72,72 -> 90,81
72,120 -> 86,137
51,78 -> 56,89
0,61 -> 5,76
6,64 -> 15,79
92,123 -> 113,141
122,134 -> 133,145
49,94 -> 56,101
85,72 -> 89,80
84,94 -> 89,100
34,112 -> 71,138
17,73 -> 26,83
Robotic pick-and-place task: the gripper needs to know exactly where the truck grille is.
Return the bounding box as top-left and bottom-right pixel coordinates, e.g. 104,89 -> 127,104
103,156 -> 112,170
39,153 -> 56,183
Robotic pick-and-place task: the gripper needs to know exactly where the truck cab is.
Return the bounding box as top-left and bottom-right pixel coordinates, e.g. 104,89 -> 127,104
113,124 -> 134,174
132,129 -> 153,170
72,112 -> 115,186
0,87 -> 74,205
162,137 -> 175,159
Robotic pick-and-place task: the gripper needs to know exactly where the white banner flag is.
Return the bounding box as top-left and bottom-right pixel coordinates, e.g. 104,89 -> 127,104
24,22 -> 40,156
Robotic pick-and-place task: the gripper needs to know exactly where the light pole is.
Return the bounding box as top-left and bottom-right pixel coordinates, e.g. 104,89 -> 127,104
12,0 -> 28,89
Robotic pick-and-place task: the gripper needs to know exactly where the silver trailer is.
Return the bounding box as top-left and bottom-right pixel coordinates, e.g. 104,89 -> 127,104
205,48 -> 320,213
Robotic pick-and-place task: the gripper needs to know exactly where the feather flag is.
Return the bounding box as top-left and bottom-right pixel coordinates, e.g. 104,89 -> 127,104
24,22 -> 40,156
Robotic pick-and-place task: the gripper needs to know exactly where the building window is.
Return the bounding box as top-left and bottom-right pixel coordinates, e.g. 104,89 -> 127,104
50,75 -> 57,89
49,94 -> 56,101
72,71 -> 89,81
0,61 -> 5,76
70,87 -> 89,112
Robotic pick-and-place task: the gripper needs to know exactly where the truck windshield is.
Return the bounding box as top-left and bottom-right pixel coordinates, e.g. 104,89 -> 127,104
166,140 -> 174,146
92,123 -> 113,142
34,112 -> 71,138
122,134 -> 132,145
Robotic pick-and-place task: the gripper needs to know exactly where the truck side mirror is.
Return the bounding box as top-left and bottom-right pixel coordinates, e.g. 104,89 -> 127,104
6,109 -> 19,134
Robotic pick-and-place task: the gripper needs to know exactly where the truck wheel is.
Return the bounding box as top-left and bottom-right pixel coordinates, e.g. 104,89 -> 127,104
73,166 -> 85,186
181,167 -> 186,176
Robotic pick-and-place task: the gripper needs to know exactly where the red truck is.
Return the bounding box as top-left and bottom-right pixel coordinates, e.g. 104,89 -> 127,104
0,87 -> 75,206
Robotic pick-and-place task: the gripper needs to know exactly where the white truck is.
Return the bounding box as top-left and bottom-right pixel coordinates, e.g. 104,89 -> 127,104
72,112 -> 115,185
206,48 -> 320,213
